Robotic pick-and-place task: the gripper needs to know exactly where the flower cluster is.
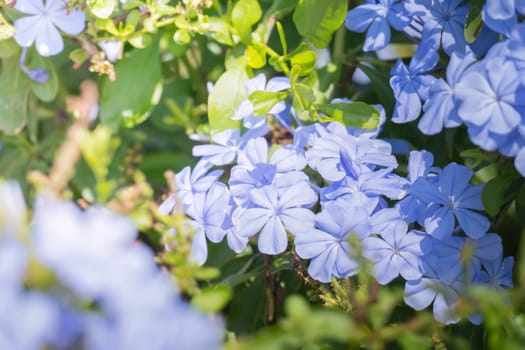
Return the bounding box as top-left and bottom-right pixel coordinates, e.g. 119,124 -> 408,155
161,74 -> 513,324
0,181 -> 223,349
345,0 -> 525,176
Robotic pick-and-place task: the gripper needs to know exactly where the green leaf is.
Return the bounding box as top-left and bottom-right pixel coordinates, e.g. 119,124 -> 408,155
100,43 -> 162,129
208,59 -> 248,134
191,284 -> 232,312
173,29 -> 191,45
0,57 -> 30,134
293,0 -> 347,48
128,32 -> 152,48
482,171 -> 520,216
460,148 -> 499,162
249,90 -> 288,116
88,0 -> 116,18
232,0 -> 262,43
69,48 -> 88,65
28,53 -> 58,102
0,39 -> 19,58
290,50 -> 316,76
317,102 -> 380,128
245,44 -> 266,69
464,0 -> 484,43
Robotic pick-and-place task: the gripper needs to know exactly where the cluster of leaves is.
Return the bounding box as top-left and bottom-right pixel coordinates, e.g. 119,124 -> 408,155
1,0 -> 525,349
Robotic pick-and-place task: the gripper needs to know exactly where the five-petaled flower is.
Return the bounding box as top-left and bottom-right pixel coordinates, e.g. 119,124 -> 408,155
14,0 -> 86,57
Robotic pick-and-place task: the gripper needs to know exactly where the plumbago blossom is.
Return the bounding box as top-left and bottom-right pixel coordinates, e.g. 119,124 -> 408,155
14,0 -> 86,57
0,181 -> 223,349
158,77 -> 514,324
347,0 -> 525,176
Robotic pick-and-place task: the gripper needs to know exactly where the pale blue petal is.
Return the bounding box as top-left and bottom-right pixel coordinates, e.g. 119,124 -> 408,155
294,229 -> 335,259
258,216 -> 287,255
404,278 -> 436,310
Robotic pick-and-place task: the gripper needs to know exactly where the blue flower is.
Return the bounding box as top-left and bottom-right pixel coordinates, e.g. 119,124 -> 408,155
184,183 -> 235,265
233,181 -> 317,255
482,255 -> 514,290
192,127 -> 268,166
418,49 -> 476,135
31,195 -> 224,349
410,163 -> 490,240
390,39 -> 439,123
455,57 -> 525,136
345,0 -> 411,52
482,0 -> 525,36
363,224 -> 430,285
306,122 -> 398,182
159,159 -> 223,215
14,0 -> 86,56
417,0 -> 469,55
396,150 -> 437,223
404,276 -> 461,324
294,201 -> 372,283
427,233 -> 503,284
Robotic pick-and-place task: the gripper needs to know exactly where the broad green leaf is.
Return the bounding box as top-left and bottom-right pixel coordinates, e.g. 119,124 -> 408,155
0,57 -> 30,134
207,17 -> 236,46
482,171 -> 520,216
29,53 -> 58,102
88,0 -> 116,19
0,38 -> 18,58
317,102 -> 380,128
232,0 -> 262,43
208,59 -> 248,134
293,0 -> 347,48
290,50 -> 316,76
100,43 -> 162,129
245,44 -> 266,69
249,90 -> 288,116
464,0 -> 484,43
191,284 -> 232,312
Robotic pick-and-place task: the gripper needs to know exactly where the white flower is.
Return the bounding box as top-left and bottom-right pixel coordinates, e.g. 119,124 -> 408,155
14,0 -> 85,56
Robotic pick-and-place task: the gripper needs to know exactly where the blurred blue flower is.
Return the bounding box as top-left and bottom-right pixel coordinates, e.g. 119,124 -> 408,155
294,201 -> 372,283
32,195 -> 224,349
404,276 -> 461,324
345,0 -> 411,52
99,40 -> 122,62
427,233 -> 503,284
482,255 -> 514,289
14,0 -> 86,56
